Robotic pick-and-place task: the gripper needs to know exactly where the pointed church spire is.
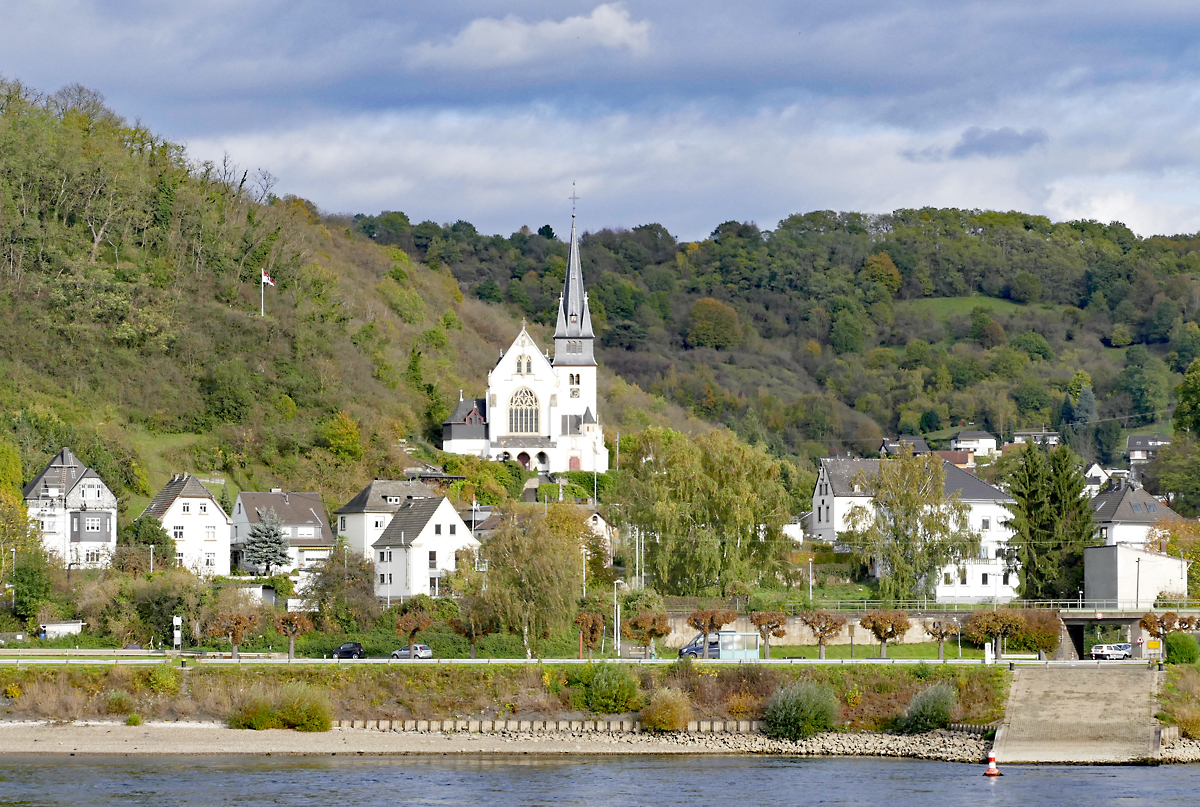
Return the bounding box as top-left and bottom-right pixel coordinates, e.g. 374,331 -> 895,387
555,212 -> 593,339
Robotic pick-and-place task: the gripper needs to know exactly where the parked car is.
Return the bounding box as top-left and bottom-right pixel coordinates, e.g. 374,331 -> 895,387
678,633 -> 720,658
332,642 -> 365,659
391,644 -> 433,659
1091,643 -> 1131,660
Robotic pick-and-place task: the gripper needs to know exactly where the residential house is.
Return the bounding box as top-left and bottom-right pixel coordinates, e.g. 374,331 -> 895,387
1090,478 -> 1181,549
1126,434 -> 1171,483
372,497 -> 479,600
810,457 -> 1018,604
139,474 -> 231,577
949,429 -> 998,457
934,450 -> 974,470
23,447 -> 118,568
334,479 -> 436,560
1082,463 -> 1113,498
231,489 -> 334,573
879,436 -> 930,455
1012,428 -> 1060,447
1084,544 -> 1190,610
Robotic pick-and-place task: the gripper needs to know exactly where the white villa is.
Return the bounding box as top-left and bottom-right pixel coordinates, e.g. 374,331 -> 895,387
23,447 -> 117,568
372,497 -> 479,601
139,473 -> 231,577
231,489 -> 334,573
810,457 -> 1018,604
949,429 -> 998,457
334,478 -> 437,560
440,216 -> 608,474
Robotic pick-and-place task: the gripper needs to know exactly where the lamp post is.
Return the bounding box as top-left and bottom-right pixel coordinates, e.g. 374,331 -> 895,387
149,545 -> 154,574
954,617 -> 961,659
1136,557 -> 1142,611
808,557 -> 813,603
613,579 -> 624,658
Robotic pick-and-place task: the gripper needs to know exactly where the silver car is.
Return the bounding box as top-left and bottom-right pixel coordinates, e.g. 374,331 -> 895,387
1090,643 -> 1130,660
391,644 -> 433,659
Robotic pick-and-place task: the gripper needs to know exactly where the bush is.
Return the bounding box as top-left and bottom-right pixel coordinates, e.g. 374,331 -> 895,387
1166,632 -> 1200,665
105,690 -> 135,715
763,682 -> 837,740
228,683 -> 332,732
900,683 -> 956,733
228,691 -> 277,730
587,664 -> 641,713
125,714 -> 142,726
640,687 -> 693,732
145,664 -> 182,696
4,683 -> 20,699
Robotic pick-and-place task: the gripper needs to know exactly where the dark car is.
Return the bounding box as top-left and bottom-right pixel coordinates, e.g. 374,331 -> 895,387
678,633 -> 720,658
332,642 -> 365,659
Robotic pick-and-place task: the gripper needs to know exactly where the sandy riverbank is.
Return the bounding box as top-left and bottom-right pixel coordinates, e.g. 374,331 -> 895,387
0,721 -> 989,760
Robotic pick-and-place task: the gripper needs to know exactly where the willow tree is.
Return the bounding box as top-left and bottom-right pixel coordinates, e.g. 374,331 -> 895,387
619,427 -> 795,595
843,449 -> 979,602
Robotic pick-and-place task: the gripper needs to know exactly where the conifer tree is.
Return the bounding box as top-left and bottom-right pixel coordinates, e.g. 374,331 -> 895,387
244,508 -> 291,576
1074,385 -> 1098,423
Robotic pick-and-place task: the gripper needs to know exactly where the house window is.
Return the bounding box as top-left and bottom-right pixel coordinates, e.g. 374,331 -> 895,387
85,517 -> 101,532
430,577 -> 439,594
237,503 -> 241,514
943,573 -> 951,585
374,518 -> 386,529
1148,503 -> 1158,513
429,551 -> 437,570
388,574 -> 393,584
182,502 -> 190,514
982,573 -> 989,585
435,524 -> 442,535
1100,527 -> 1109,541
959,570 -> 967,585
387,496 -> 401,505
173,526 -> 184,542
380,574 -> 386,585
508,388 -> 539,433
1003,572 -> 1010,586
981,518 -> 990,531
1131,503 -> 1143,513
175,551 -> 184,567
85,549 -> 101,563
449,524 -> 456,535
205,553 -> 215,568
205,526 -> 216,541
200,502 -> 208,514
339,516 -> 346,531
379,551 -> 386,562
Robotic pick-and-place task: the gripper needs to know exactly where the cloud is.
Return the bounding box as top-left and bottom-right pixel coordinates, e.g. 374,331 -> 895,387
950,126 -> 1049,159
406,4 -> 650,70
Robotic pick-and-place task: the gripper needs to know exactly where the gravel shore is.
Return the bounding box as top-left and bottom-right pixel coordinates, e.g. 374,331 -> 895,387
1160,738 -> 1200,763
0,721 -> 988,761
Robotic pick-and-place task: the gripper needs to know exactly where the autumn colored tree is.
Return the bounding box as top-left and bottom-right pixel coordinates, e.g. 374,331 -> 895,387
275,611 -> 313,660
208,612 -> 258,660
687,297 -> 742,349
323,410 -> 363,462
395,606 -> 433,658
924,618 -> 959,661
686,608 -> 736,659
622,611 -> 671,658
750,611 -> 788,659
964,610 -> 1024,658
575,611 -> 606,660
860,253 -> 901,296
799,610 -> 846,660
858,610 -> 911,659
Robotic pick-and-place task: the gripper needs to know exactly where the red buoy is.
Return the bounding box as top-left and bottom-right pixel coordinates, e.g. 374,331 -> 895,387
983,750 -> 1002,777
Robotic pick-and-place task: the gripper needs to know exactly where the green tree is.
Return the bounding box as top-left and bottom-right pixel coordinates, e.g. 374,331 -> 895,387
1174,359 -> 1200,436
860,253 -> 902,296
843,448 -> 979,602
1119,346 -> 1171,424
687,298 -> 741,349
303,541 -> 380,632
323,411 -> 363,462
1003,444 -> 1094,599
1067,371 -> 1092,402
244,507 -> 292,576
830,311 -> 865,354
12,549 -> 52,621
1074,385 -> 1098,423
1009,271 -> 1043,304
1145,438 -> 1200,517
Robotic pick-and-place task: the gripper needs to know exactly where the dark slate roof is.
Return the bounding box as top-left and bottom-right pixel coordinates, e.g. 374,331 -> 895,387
880,436 -> 930,455
1091,483 -> 1180,524
821,457 -> 1012,502
952,430 -> 995,441
582,407 -> 596,425
373,497 -> 449,547
443,398 -> 488,425
1126,434 -> 1171,451
22,447 -> 96,499
335,479 -> 436,514
140,474 -> 221,520
554,217 -> 595,340
237,491 -> 331,546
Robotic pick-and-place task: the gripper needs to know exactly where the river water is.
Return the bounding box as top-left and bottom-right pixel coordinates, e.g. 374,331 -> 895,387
0,755 -> 1193,806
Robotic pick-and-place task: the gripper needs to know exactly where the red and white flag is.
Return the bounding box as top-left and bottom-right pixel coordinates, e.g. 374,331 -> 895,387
261,269 -> 275,286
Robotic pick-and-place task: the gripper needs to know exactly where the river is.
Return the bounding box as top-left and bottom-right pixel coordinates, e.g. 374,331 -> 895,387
0,755 -> 1192,806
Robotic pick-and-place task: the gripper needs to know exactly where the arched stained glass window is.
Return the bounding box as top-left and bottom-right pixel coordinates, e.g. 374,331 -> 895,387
509,388 -> 539,434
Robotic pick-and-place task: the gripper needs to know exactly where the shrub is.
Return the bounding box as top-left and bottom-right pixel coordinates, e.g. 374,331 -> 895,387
4,683 -> 20,699
145,664 -> 182,696
1166,632 -> 1200,665
912,661 -> 934,681
726,692 -> 762,719
764,682 -> 837,740
228,690 -> 278,731
587,664 -> 641,713
126,714 -> 142,726
900,683 -> 956,734
105,690 -> 135,715
640,687 -> 693,732
275,683 -> 332,732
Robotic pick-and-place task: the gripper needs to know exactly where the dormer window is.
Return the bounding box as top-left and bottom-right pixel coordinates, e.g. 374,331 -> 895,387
571,314 -> 578,323
387,496 -> 401,505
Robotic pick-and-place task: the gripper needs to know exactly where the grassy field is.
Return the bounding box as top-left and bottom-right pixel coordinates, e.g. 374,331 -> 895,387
770,641 -> 985,660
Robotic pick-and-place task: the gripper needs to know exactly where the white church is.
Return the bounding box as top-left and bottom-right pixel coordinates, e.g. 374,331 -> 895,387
441,217 -> 609,474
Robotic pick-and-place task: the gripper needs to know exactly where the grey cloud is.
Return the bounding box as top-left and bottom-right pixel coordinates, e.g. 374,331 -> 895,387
950,127 -> 1049,159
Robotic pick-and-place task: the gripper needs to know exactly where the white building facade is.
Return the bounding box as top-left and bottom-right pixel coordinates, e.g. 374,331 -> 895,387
811,457 -> 1018,604
949,430 -> 998,457
441,216 -> 608,474
231,490 -> 334,573
23,447 -> 117,568
334,479 -> 437,560
139,474 -> 231,577
372,497 -> 479,600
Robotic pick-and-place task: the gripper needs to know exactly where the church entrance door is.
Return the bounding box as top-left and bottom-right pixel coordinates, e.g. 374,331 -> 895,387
517,452 -> 531,470
569,456 -> 581,471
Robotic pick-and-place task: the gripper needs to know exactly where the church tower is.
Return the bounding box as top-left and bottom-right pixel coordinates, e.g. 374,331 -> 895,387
553,216 -> 600,469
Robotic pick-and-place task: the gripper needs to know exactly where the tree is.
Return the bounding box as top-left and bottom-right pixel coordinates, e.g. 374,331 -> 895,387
484,510 -> 583,658
686,608 -> 736,659
1009,271 -> 1043,304
1119,346 -> 1170,425
860,253 -> 902,296
395,606 -> 433,657
12,550 -> 52,622
830,312 -> 865,354
979,320 -> 1007,348
963,610 -> 1023,658
750,611 -> 788,659
1074,385 -> 1097,423
622,611 -> 671,658
1149,518 -> 1200,596
620,427 -> 795,595
303,541 -> 381,632
275,611 -> 313,660
323,411 -> 363,462
447,548 -> 497,659
924,619 -> 958,661
798,610 -> 845,660
206,589 -> 260,660
574,611 -> 606,660
1004,444 -> 1094,599
843,448 -> 979,602
858,610 -> 910,659
687,298 -> 741,349
118,516 -> 176,560
1174,359 -> 1200,436
244,507 -> 291,576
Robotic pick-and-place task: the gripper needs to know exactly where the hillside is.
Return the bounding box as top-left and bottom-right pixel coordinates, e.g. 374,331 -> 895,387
0,78 -> 702,519
352,209 -> 1200,468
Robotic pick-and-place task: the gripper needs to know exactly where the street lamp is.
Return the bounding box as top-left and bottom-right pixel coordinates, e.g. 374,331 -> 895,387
808,557 -> 813,603
613,579 -> 624,658
954,617 -> 961,659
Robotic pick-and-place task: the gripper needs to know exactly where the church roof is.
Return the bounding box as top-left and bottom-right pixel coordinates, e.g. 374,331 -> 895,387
444,398 -> 488,425
554,216 -> 594,340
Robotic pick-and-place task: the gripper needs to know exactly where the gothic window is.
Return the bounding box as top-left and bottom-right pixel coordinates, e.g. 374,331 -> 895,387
526,358 -> 532,373
508,388 -> 539,433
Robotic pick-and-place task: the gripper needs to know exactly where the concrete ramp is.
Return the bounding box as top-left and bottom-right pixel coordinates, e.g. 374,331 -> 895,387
993,666 -> 1160,763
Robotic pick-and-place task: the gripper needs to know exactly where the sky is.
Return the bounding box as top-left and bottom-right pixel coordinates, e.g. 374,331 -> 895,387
5,2 -> 1200,240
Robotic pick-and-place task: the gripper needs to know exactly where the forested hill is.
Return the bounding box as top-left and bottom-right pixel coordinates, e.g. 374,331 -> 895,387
0,78 -> 700,518
353,208 -> 1200,468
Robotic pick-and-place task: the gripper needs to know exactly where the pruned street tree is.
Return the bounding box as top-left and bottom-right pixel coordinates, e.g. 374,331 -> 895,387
208,611 -> 258,660
843,448 -> 979,602
244,507 -> 291,576
622,611 -> 671,658
964,610 -> 1024,658
859,610 -> 910,659
799,610 -> 846,660
750,611 -> 788,659
275,611 -> 313,660
574,611 -> 606,660
924,618 -> 959,661
395,605 -> 433,658
686,608 -> 736,659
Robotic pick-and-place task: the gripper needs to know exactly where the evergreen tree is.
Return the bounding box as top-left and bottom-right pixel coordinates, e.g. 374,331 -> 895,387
1173,359 -> 1200,436
244,508 -> 291,576
1075,385 -> 1097,423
